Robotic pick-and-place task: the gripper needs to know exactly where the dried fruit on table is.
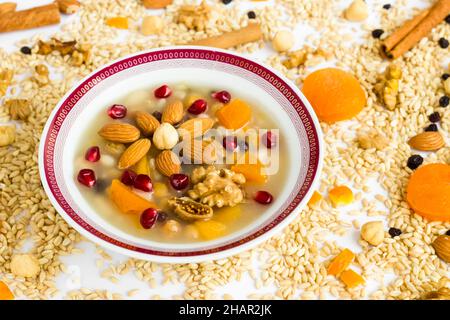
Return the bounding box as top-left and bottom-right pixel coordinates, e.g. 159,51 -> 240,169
406,163 -> 450,222
0,69 -> 13,97
360,221 -> 384,246
178,1 -> 211,31
216,99 -> 252,129
168,197 -> 213,221
6,99 -> 31,121
194,220 -> 226,240
302,68 -> 366,123
374,64 -> 402,110
35,64 -> 49,87
98,123 -> 141,143
408,132 -> 445,151
421,278 -> 450,300
109,179 -> 158,214
142,0 -> 173,9
153,123 -> 179,150
0,281 -> 14,300
357,131 -> 389,150
178,118 -> 214,140
0,125 -> 15,147
231,162 -> 267,184
327,248 -> 355,276
329,186 -> 354,207
432,235 -> 450,263
155,150 -> 181,177
105,17 -> 129,29
307,191 -> 322,206
57,0 -> 81,15
10,254 -> 41,278
135,111 -> 160,136
141,16 -> 164,35
118,138 -> 151,169
340,269 -> 365,288
282,49 -> 308,69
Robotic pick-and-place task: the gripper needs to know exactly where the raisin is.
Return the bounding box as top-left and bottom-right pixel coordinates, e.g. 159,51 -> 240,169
157,211 -> 168,223
222,0 -> 232,4
382,4 -> 391,9
428,112 -> 441,123
371,29 -> 384,39
20,46 -> 32,55
424,124 -> 438,132
388,227 -> 402,238
441,73 -> 450,81
446,14 -> 450,24
446,230 -> 450,236
439,95 -> 449,107
247,11 -> 256,19
438,37 -> 449,49
407,155 -> 423,170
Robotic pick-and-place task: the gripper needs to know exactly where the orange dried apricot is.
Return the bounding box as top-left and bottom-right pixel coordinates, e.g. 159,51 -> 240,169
308,191 -> 322,206
214,206 -> 241,224
194,220 -> 226,240
133,156 -> 150,176
329,185 -> 354,207
340,269 -> 365,288
231,163 -> 267,184
216,99 -> 252,129
105,17 -> 129,29
327,248 -> 355,276
406,163 -> 450,222
109,179 -> 157,214
0,281 -> 14,300
302,68 -> 366,123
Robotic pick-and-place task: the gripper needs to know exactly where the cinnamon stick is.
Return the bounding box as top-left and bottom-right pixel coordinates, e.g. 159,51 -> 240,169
0,2 -> 16,15
188,24 -> 263,49
382,0 -> 450,59
0,3 -> 61,33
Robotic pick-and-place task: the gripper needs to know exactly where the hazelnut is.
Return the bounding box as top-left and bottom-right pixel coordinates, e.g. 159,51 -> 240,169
344,0 -> 368,22
0,125 -> 15,147
10,254 -> 41,278
361,221 -> 384,246
272,30 -> 295,53
152,122 -> 179,150
141,16 -> 164,36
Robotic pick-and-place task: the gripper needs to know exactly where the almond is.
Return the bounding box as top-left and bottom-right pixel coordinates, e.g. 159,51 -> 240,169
181,139 -> 223,164
178,118 -> 214,139
135,111 -> 160,136
408,132 -> 445,151
155,150 -> 181,176
118,138 -> 151,169
161,100 -> 184,125
432,235 -> 450,263
98,123 -> 140,143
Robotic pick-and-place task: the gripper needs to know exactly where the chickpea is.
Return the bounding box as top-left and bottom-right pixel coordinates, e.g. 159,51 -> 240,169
163,219 -> 181,235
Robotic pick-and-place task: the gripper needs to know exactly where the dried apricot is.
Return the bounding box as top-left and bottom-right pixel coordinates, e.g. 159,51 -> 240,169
105,17 -> 129,29
231,163 -> 267,184
327,248 -> 355,276
0,281 -> 14,300
340,269 -> 365,288
302,68 -> 366,123
308,191 -> 322,206
406,163 -> 450,222
194,220 -> 226,240
109,179 -> 158,214
329,186 -> 354,207
216,99 -> 252,129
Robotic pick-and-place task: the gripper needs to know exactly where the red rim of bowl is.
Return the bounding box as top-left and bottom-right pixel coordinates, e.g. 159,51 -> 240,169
39,47 -> 322,261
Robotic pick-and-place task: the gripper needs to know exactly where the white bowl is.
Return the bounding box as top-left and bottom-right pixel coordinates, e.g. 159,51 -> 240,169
39,46 -> 323,263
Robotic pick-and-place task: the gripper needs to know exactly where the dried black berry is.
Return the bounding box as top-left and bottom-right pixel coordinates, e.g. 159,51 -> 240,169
20,46 -> 32,55
438,37 -> 449,49
247,11 -> 256,19
222,0 -> 232,4
157,211 -> 168,222
446,230 -> 450,236
372,29 -> 384,39
425,124 -> 438,132
389,227 -> 402,238
445,14 -> 450,24
152,111 -> 162,121
382,4 -> 391,9
407,154 -> 423,170
439,95 -> 449,107
428,112 -> 441,123
442,73 -> 450,80
94,179 -> 108,193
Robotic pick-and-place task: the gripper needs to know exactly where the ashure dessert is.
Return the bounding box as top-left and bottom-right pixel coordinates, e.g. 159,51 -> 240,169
74,84 -> 286,242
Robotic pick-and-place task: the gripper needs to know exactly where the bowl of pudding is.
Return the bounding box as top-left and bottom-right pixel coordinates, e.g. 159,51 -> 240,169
39,46 -> 323,263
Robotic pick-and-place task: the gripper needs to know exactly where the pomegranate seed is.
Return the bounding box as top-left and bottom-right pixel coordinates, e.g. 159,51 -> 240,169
85,146 -> 100,162
169,173 -> 189,190
121,170 -> 137,186
107,104 -> 127,119
77,169 -> 96,188
254,191 -> 273,204
140,208 -> 158,229
154,85 -> 172,98
188,99 -> 207,115
134,174 -> 153,192
262,131 -> 277,149
211,90 -> 231,103
222,136 -> 238,151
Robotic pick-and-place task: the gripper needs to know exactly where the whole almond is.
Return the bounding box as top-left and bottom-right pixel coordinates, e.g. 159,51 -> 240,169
98,123 -> 140,143
135,111 -> 160,135
178,118 -> 214,139
155,150 -> 181,176
162,100 -> 184,125
118,138 -> 151,169
408,132 -> 445,151
432,235 -> 450,263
